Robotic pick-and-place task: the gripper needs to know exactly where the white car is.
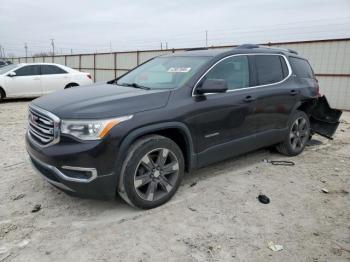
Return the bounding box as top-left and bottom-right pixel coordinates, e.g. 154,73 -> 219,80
0,63 -> 93,100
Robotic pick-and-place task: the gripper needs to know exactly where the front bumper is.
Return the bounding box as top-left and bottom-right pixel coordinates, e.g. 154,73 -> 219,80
26,133 -> 118,199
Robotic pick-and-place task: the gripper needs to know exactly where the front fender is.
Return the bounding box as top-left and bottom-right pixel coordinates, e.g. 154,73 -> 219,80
113,121 -> 196,186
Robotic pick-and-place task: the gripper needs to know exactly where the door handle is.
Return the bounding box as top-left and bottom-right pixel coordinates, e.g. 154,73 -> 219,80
290,89 -> 298,96
244,95 -> 256,103
33,77 -> 40,80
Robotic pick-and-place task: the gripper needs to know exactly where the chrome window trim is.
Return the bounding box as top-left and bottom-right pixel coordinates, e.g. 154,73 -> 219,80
28,104 -> 61,148
191,53 -> 292,97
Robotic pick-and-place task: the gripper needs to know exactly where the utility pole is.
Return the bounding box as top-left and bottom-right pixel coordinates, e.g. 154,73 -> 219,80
165,42 -> 168,49
24,43 -> 28,57
0,45 -> 2,58
71,49 -> 73,55
205,30 -> 208,47
50,39 -> 55,56
109,41 -> 112,52
160,42 -> 163,50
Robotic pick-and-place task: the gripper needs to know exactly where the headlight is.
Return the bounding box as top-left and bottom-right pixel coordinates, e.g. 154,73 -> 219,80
60,115 -> 133,140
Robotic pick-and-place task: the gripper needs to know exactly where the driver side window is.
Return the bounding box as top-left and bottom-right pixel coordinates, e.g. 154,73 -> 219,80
205,56 -> 250,90
15,65 -> 40,76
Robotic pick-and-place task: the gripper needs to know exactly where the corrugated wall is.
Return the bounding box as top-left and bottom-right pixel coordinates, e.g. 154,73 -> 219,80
8,38 -> 350,110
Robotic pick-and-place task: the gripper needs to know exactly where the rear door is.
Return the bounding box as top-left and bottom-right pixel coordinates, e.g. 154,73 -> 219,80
251,54 -> 297,133
40,65 -> 70,94
5,65 -> 42,97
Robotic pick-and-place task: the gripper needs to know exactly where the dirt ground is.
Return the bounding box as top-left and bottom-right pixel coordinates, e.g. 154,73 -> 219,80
0,99 -> 349,262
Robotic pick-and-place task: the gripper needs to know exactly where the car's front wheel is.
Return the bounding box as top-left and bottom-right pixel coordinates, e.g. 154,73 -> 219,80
0,88 -> 5,101
118,135 -> 184,209
276,110 -> 310,156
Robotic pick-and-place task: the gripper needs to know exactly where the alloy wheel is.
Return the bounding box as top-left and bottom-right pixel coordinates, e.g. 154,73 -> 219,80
133,148 -> 179,202
290,117 -> 309,150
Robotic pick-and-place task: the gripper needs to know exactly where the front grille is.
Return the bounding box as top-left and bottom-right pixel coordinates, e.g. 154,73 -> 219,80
28,105 -> 60,147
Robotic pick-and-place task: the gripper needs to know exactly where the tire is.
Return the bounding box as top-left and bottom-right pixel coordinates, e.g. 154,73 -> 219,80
0,88 -> 5,101
276,110 -> 310,156
65,83 -> 79,89
118,135 -> 185,209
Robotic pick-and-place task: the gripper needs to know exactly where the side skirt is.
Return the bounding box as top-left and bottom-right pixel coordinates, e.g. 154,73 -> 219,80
196,128 -> 287,168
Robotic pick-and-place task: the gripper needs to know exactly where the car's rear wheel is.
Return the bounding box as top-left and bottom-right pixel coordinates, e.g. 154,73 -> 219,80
118,135 -> 184,209
276,110 -> 310,156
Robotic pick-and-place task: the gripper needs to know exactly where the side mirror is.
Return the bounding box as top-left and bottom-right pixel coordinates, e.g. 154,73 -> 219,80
7,72 -> 16,77
195,79 -> 228,95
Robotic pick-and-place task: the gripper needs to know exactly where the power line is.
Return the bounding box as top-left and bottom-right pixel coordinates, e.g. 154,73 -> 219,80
2,18 -> 350,48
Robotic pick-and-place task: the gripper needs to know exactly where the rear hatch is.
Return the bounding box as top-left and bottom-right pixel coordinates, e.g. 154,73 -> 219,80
310,96 -> 342,139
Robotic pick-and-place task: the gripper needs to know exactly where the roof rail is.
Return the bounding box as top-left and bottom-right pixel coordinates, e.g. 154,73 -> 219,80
236,43 -> 298,54
285,48 -> 298,54
185,47 -> 209,51
264,46 -> 299,55
236,44 -> 260,49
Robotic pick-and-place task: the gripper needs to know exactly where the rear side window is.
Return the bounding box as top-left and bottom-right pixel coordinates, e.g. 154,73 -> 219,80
204,55 -> 250,90
15,65 -> 41,76
289,57 -> 314,79
255,55 -> 285,85
41,65 -> 67,75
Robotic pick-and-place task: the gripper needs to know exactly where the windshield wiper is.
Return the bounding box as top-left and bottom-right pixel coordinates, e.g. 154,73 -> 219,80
118,82 -> 151,90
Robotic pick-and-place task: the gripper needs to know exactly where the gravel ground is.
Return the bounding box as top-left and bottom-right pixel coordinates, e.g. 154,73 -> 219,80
0,99 -> 349,262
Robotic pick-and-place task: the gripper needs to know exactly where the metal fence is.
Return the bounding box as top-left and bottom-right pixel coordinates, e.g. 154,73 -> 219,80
8,38 -> 350,110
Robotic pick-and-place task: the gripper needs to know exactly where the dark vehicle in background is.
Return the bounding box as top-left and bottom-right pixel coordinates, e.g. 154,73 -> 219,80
26,45 -> 342,209
0,60 -> 9,68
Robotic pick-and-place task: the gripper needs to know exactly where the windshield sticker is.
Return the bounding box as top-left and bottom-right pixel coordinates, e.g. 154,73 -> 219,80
167,67 -> 191,73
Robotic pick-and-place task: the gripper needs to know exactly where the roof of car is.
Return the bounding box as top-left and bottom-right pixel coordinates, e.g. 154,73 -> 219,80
17,62 -> 66,66
165,44 -> 299,58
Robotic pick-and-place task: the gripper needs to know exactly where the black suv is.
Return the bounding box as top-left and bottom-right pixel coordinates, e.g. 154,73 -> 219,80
26,45 -> 341,209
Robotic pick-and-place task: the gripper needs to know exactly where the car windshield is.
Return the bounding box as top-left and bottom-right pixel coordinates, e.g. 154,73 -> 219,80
116,56 -> 210,89
0,64 -> 18,75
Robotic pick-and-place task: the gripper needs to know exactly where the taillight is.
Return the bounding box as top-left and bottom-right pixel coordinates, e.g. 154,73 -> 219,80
87,74 -> 92,80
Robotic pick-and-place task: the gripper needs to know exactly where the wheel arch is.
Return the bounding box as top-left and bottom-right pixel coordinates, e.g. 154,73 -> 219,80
0,86 -> 6,99
116,122 -> 196,175
64,82 -> 79,89
292,99 -> 317,116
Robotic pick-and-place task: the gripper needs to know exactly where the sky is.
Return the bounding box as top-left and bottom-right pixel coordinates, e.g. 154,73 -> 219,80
0,0 -> 350,57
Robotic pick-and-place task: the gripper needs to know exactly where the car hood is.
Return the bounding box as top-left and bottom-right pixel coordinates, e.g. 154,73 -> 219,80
32,83 -> 171,119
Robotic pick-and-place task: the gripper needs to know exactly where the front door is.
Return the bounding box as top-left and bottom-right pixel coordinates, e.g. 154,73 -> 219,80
5,65 -> 42,97
190,55 -> 259,166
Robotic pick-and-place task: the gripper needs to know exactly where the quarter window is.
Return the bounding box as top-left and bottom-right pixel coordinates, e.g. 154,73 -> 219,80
41,65 -> 67,75
15,65 -> 41,76
255,55 -> 285,85
204,56 -> 250,90
289,57 -> 314,79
